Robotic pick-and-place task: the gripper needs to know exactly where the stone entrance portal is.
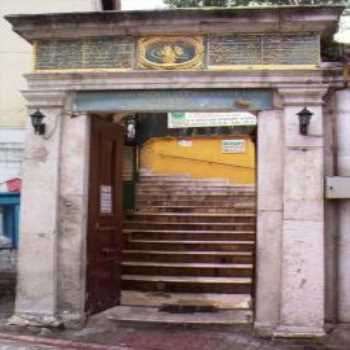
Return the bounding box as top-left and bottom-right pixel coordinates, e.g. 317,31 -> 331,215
5,5 -> 349,337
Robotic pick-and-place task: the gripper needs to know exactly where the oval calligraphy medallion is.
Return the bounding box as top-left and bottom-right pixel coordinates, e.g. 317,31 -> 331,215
138,37 -> 204,70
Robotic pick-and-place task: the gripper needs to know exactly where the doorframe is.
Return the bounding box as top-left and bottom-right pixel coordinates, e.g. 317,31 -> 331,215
82,106 -> 266,321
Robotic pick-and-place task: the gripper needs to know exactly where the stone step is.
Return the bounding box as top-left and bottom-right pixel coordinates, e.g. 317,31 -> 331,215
126,172 -> 256,298
108,306 -> 253,325
137,181 -> 254,187
136,199 -> 255,207
122,261 -> 253,278
135,205 -> 256,214
122,250 -> 253,264
136,198 -> 255,206
122,275 -> 252,294
121,291 -> 252,309
139,174 -> 224,180
138,177 -> 253,186
139,175 -> 192,181
137,184 -> 255,191
126,213 -> 256,224
138,178 -> 253,185
137,185 -> 255,191
126,239 -> 255,252
138,180 -> 235,187
138,183 -> 254,189
124,221 -> 255,231
137,193 -> 255,199
123,229 -> 255,241
137,192 -> 255,199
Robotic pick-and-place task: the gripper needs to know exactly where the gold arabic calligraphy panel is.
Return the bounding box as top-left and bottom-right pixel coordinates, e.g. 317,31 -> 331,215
137,36 -> 204,70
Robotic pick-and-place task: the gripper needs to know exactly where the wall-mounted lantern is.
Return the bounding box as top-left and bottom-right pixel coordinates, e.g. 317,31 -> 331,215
125,115 -> 137,146
297,107 -> 313,136
30,109 -> 46,135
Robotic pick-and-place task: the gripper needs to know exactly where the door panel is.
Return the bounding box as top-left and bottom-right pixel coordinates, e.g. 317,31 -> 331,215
86,117 -> 124,315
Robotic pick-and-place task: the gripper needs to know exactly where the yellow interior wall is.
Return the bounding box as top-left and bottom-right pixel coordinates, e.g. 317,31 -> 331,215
140,136 -> 256,184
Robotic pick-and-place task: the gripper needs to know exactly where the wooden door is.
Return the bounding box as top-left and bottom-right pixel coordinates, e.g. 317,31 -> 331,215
86,117 -> 124,315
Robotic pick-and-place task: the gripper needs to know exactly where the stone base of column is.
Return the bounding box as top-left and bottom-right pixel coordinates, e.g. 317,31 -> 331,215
8,313 -> 62,328
59,312 -> 87,329
254,322 -> 276,337
273,325 -> 326,338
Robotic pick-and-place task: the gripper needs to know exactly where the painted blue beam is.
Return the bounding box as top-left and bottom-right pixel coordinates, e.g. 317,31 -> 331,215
74,89 -> 273,113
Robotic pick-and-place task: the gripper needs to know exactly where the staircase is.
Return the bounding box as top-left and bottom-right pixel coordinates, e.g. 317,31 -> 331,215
121,171 -> 256,310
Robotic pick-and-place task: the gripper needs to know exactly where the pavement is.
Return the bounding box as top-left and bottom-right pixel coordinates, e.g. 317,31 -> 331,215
1,294 -> 350,350
0,339 -> 57,350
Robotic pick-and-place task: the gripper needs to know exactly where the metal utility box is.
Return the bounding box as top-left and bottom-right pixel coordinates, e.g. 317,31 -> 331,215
325,177 -> 350,199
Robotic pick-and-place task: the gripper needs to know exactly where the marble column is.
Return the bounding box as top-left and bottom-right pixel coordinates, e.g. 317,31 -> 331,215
58,112 -> 90,327
255,109 -> 284,335
10,91 -> 66,327
274,87 -> 328,337
335,88 -> 350,323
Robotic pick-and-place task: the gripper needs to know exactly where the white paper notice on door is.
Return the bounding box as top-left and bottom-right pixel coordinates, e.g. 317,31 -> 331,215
100,185 -> 113,214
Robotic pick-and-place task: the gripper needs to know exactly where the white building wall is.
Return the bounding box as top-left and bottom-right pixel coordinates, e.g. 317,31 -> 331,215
335,9 -> 350,44
0,0 -> 103,185
0,128 -> 25,185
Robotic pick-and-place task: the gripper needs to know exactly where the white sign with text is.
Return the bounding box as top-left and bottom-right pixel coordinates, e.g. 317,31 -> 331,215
168,112 -> 257,129
221,139 -> 246,154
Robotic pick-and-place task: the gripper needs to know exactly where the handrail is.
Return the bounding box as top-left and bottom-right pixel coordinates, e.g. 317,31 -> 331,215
157,152 -> 255,169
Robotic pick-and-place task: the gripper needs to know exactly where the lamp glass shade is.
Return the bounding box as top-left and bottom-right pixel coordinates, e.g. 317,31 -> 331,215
297,107 -> 313,135
30,109 -> 46,135
30,110 -> 45,128
297,107 -> 313,124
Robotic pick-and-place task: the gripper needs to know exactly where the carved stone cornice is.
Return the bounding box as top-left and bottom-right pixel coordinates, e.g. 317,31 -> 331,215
5,6 -> 344,41
22,90 -> 67,109
278,87 -> 329,106
23,68 -> 343,93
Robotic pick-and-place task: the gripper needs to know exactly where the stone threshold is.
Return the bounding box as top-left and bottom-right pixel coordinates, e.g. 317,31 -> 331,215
108,306 -> 253,326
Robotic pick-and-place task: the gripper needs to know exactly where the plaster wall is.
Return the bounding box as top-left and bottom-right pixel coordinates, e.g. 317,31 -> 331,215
140,136 -> 256,184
